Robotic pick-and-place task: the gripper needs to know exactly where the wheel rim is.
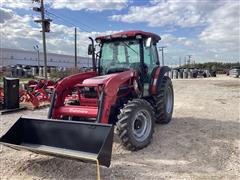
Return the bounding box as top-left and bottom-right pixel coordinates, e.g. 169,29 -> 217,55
132,109 -> 152,142
166,86 -> 173,114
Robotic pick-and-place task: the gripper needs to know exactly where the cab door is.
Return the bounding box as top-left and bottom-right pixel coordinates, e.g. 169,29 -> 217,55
143,42 -> 159,96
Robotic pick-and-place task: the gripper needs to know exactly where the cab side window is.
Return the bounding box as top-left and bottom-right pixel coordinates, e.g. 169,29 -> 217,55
144,46 -> 151,65
151,44 -> 159,65
143,43 -> 159,66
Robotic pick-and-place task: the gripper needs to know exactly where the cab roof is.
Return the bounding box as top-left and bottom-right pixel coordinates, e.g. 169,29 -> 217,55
96,30 -> 161,42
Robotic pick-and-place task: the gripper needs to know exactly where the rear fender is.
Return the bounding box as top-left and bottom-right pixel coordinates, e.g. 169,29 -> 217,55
150,66 -> 171,95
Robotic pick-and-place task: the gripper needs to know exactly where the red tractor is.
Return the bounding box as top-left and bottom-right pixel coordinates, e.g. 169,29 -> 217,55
1,31 -> 174,167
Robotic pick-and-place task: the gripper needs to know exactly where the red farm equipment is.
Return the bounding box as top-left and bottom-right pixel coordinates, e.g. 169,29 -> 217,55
20,79 -> 55,109
0,87 -> 4,109
0,31 -> 174,167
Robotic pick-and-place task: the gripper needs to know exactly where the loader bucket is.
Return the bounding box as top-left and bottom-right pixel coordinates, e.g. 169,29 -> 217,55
0,117 -> 114,167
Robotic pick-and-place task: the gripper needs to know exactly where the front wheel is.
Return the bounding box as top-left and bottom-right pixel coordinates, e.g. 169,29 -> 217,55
154,76 -> 174,124
116,99 -> 155,151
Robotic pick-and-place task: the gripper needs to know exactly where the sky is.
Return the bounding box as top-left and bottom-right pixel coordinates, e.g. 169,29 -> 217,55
0,0 -> 239,65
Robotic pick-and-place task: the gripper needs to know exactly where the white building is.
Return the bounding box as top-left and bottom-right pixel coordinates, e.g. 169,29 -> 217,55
0,48 -> 92,68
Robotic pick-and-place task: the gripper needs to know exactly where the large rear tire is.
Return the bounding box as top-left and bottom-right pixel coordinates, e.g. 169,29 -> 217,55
116,99 -> 155,151
154,76 -> 174,124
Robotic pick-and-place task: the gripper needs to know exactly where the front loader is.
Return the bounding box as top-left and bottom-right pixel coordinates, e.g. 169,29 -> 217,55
0,30 -> 174,167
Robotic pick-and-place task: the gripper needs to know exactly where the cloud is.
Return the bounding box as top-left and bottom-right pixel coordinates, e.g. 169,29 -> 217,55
1,0 -> 129,11
0,8 -> 39,50
110,0 -> 221,28
50,0 -> 129,11
160,34 -> 194,47
0,8 -> 14,23
1,0 -> 32,9
0,8 -> 119,56
199,2 -> 240,53
1,0 -> 239,63
110,0 -> 240,62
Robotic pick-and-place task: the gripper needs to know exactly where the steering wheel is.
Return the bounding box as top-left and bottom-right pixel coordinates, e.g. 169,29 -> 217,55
129,63 -> 148,74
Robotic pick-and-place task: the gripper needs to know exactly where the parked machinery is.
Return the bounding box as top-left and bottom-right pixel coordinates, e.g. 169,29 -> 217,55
20,79 -> 55,109
229,66 -> 240,78
0,30 -> 174,167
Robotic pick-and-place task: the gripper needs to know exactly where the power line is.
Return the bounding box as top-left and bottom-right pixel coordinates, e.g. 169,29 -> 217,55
45,10 -> 75,26
45,10 -> 86,31
63,13 -> 98,32
45,10 -> 96,33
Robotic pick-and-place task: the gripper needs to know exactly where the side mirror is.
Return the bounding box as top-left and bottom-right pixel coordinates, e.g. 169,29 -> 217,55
88,44 -> 93,55
146,37 -> 152,47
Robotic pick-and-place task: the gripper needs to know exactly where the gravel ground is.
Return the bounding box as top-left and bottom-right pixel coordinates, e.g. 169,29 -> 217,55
0,75 -> 239,180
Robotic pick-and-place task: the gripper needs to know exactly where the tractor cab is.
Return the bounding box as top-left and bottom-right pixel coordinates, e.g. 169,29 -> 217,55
89,30 -> 161,96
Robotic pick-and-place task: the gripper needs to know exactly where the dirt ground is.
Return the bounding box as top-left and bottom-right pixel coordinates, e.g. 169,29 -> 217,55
0,75 -> 239,180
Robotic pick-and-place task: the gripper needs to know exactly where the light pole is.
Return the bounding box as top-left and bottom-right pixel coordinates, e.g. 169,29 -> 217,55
187,55 -> 192,65
33,45 -> 40,69
75,27 -> 77,69
158,46 -> 167,66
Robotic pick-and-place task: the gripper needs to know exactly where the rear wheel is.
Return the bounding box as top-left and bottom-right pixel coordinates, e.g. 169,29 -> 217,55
154,76 -> 174,124
116,99 -> 155,151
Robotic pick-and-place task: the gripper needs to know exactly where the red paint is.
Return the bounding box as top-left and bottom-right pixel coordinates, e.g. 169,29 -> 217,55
82,73 -> 119,85
51,71 -> 97,118
56,106 -> 98,118
20,79 -> 56,109
0,87 -> 4,105
96,30 -> 161,42
51,70 -> 136,124
100,70 -> 136,123
151,67 -> 161,95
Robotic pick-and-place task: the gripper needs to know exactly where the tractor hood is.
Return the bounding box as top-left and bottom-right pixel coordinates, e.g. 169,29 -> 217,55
82,73 -> 119,85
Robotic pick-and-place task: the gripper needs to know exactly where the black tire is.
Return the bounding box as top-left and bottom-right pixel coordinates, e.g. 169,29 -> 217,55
116,99 -> 155,151
154,76 -> 174,124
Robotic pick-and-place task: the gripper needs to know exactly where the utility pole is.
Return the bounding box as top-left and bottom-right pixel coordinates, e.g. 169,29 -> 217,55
33,0 -> 51,79
158,46 -> 167,66
187,55 -> 192,65
74,27 -> 77,69
41,0 -> 47,78
179,57 -> 181,67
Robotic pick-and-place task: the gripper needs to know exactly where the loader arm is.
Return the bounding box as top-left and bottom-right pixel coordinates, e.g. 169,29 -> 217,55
49,71 -> 97,118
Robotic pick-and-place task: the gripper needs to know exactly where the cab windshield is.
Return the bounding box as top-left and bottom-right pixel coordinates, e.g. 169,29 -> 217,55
99,40 -> 140,75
